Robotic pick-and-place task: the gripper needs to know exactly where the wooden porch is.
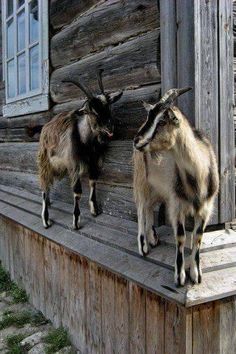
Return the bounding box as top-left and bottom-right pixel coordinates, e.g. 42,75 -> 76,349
0,184 -> 236,353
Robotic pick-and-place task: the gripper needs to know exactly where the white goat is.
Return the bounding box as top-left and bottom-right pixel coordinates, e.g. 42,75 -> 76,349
133,88 -> 219,286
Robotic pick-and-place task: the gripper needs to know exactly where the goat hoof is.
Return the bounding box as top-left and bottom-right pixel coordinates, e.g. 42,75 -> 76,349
138,235 -> 149,256
175,270 -> 186,287
190,266 -> 202,284
43,219 -> 52,229
148,226 -> 160,248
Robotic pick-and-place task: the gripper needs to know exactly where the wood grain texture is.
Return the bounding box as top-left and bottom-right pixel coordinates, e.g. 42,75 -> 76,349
165,302 -> 192,354
50,0 -> 99,30
50,30 -> 160,103
218,0 -> 235,222
51,0 -> 159,68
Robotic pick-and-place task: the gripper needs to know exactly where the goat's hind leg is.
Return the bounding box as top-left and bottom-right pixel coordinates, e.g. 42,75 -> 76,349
89,179 -> 100,217
137,203 -> 149,256
72,177 -> 82,230
41,190 -> 52,228
146,205 -> 159,248
173,218 -> 186,287
190,217 -> 206,284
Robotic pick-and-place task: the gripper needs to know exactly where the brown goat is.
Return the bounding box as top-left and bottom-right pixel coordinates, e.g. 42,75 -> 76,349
38,71 -> 123,229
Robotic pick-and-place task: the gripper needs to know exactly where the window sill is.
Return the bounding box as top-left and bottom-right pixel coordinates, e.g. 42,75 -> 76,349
3,93 -> 49,117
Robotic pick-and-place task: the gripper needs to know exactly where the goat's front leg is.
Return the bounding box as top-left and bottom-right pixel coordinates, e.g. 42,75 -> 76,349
173,220 -> 186,286
41,190 -> 51,228
137,204 -> 149,256
89,179 -> 100,216
146,206 -> 159,247
72,178 -> 82,230
190,218 -> 205,284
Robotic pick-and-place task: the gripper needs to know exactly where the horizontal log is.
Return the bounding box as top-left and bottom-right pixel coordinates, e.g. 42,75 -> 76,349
0,170 -> 136,221
51,0 -> 159,68
50,30 -> 160,103
53,84 -> 161,139
0,112 -> 52,141
0,140 -> 133,186
50,0 -> 99,30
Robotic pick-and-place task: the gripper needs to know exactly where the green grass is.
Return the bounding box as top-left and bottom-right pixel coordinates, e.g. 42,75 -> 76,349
10,284 -> 28,304
0,311 -> 32,330
0,264 -> 12,292
5,334 -> 26,354
0,265 -> 28,303
44,328 -> 70,354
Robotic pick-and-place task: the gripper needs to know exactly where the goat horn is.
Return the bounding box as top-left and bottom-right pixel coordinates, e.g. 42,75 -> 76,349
159,87 -> 192,105
97,69 -> 105,95
62,79 -> 94,100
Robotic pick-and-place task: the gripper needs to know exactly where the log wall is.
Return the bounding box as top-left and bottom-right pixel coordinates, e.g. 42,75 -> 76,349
0,0 -> 160,221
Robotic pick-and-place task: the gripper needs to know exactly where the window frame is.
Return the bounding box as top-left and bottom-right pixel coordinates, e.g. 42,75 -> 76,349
1,0 -> 49,117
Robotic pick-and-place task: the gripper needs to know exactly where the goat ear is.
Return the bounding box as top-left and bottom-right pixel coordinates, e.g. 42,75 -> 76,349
142,101 -> 155,112
108,91 -> 123,104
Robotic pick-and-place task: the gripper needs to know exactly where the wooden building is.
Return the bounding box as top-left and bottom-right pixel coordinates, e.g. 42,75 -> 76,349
0,1 -> 236,353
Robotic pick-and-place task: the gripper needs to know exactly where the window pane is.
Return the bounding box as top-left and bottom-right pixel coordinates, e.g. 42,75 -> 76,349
29,0 -> 39,44
18,0 -> 24,8
7,0 -> 13,17
7,60 -> 15,98
7,19 -> 14,58
17,11 -> 25,52
18,54 -> 26,94
30,45 -> 39,90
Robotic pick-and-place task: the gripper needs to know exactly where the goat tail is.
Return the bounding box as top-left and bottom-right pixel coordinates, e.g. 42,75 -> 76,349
37,146 -> 53,191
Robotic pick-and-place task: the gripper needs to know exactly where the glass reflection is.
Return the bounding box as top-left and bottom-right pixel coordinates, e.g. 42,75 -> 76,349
18,0 -> 25,8
18,54 -> 26,94
17,11 -> 25,52
7,60 -> 15,98
7,19 -> 14,58
30,45 -> 39,90
7,0 -> 13,17
29,0 -> 39,44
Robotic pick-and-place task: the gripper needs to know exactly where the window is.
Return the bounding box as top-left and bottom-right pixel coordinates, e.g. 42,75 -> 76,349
2,0 -> 49,117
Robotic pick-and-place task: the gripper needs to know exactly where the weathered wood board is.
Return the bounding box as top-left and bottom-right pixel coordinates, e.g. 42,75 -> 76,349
0,187 -> 236,353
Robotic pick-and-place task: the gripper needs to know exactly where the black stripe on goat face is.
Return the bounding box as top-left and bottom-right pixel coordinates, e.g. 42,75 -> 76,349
134,103 -> 168,151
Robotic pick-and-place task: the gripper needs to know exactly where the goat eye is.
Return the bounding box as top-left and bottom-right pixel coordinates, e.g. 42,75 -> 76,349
159,120 -> 167,127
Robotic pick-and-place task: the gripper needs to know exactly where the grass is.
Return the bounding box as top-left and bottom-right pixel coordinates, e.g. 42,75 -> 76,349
44,328 -> 70,354
0,265 -> 28,303
5,334 -> 26,354
0,311 -> 32,330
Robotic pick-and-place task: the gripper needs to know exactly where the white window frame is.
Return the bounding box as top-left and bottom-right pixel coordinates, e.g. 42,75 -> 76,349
1,0 -> 49,117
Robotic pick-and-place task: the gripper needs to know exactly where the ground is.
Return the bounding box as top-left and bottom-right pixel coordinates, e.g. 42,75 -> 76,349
0,266 -> 77,354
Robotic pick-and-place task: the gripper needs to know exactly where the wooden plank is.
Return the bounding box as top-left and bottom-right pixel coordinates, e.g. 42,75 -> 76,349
50,30 -> 160,103
101,270 -> 115,353
51,0 -> 159,68
114,276 -> 129,353
129,283 -> 146,354
192,302 -> 219,354
87,262 -> 102,354
146,292 -> 165,354
160,0 -> 177,92
219,0 -> 235,222
176,0 -> 195,124
218,296 -> 236,353
165,302 -> 192,354
186,266 -> 236,307
194,0 -> 219,224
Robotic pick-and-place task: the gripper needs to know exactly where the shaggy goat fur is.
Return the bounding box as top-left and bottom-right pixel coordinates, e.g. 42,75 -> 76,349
38,73 -> 122,229
133,90 -> 219,286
